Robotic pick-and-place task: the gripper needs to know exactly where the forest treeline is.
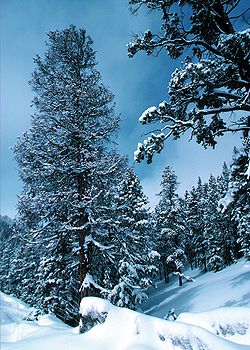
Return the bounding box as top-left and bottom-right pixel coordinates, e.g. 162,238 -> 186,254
1,143 -> 249,325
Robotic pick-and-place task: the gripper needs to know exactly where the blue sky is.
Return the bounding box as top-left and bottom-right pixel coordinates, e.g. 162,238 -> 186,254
1,0 -> 241,217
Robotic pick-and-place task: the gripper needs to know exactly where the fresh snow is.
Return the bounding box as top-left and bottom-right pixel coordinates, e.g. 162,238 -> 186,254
134,143 -> 144,161
1,259 -> 250,349
80,273 -> 109,295
178,308 -> 250,345
143,258 -> 250,318
139,106 -> 157,123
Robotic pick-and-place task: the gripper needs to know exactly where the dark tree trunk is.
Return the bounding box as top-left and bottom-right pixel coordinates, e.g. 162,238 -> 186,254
78,213 -> 91,300
178,268 -> 182,287
159,264 -> 162,280
189,253 -> 193,270
75,131 -> 93,300
162,262 -> 169,284
194,253 -> 198,268
77,154 -> 91,300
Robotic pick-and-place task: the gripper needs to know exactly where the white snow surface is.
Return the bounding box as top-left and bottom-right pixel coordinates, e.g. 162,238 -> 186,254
1,259 -> 250,349
80,295 -> 111,317
143,258 -> 250,318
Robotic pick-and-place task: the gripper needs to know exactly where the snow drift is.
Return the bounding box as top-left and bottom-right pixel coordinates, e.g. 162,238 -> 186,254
1,292 -> 250,350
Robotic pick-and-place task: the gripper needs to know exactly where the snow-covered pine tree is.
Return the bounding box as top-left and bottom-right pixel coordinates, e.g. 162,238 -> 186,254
204,175 -> 224,272
185,178 -> 208,272
230,143 -> 250,260
182,191 -> 196,270
6,188 -> 45,306
217,163 -> 236,266
154,166 -> 186,285
218,144 -> 250,261
217,162 -> 230,197
129,0 -> 250,163
13,26 -> 120,325
6,235 -> 39,305
0,217 -> 36,302
109,168 -> 157,309
0,216 -> 14,293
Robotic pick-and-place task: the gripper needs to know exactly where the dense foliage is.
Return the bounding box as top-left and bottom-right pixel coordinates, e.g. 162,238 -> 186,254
128,0 -> 250,164
153,148 -> 250,285
10,26 -> 156,325
2,146 -> 249,324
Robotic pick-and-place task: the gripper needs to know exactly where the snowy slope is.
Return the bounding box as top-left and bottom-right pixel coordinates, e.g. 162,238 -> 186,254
143,258 -> 250,318
1,259 -> 250,350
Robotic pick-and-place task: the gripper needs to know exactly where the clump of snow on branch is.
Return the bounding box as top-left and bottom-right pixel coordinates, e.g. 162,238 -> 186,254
149,250 -> 161,260
218,186 -> 236,213
139,106 -> 158,124
79,273 -> 109,295
134,133 -> 166,164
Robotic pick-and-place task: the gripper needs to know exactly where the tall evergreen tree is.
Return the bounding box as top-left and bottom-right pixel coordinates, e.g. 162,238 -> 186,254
0,216 -> 14,293
230,143 -> 250,260
217,162 -> 230,197
204,175 -> 223,271
109,168 -> 157,309
76,150 -> 128,298
185,178 -> 208,272
217,163 -> 236,266
154,166 -> 186,285
13,26 -> 120,325
182,191 -> 196,270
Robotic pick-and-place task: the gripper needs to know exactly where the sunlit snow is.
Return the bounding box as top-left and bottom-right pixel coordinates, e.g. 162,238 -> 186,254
1,259 -> 250,350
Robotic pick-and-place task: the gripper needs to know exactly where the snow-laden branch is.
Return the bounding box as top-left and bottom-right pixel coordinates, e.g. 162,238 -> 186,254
173,272 -> 195,282
128,35 -> 224,59
196,104 -> 250,116
79,273 -> 110,294
84,234 -> 115,251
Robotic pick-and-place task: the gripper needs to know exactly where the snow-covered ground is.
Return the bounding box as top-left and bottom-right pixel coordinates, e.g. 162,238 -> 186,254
143,258 -> 250,318
1,259 -> 250,349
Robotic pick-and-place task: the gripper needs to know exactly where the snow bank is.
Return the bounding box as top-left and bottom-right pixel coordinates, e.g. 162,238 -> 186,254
78,297 -> 250,350
80,296 -> 111,317
36,314 -> 69,327
178,307 -> 250,345
1,292 -> 70,345
1,292 -> 30,325
79,296 -> 110,333
1,292 -> 250,349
